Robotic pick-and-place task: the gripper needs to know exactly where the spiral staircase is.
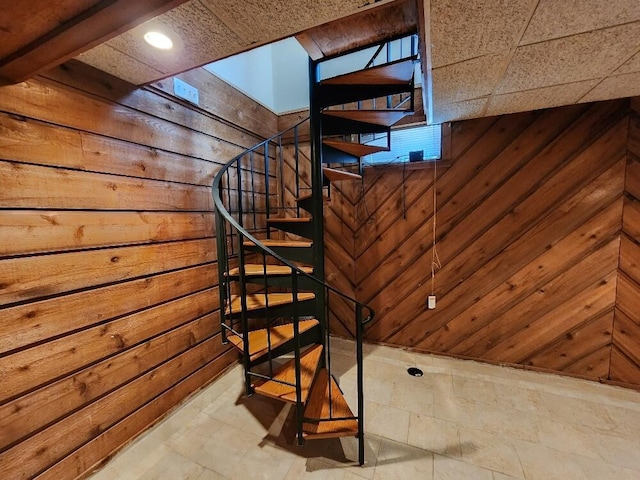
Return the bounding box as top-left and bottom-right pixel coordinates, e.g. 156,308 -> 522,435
212,35 -> 418,465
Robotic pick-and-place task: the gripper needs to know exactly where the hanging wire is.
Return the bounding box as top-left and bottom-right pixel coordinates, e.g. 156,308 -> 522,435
431,160 -> 442,295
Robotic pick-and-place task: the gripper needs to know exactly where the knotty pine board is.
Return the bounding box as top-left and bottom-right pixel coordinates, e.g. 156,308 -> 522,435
0,57 -> 272,477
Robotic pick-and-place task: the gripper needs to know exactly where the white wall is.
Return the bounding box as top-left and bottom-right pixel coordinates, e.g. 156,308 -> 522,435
204,43 -> 276,111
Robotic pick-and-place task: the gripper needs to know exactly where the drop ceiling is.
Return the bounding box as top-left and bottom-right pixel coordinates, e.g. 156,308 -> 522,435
1,0 -> 639,123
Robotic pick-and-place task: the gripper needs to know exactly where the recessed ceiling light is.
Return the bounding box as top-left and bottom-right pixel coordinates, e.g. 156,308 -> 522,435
144,31 -> 173,50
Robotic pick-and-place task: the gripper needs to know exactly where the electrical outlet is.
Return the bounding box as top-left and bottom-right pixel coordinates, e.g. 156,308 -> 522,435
173,78 -> 199,105
427,295 -> 436,310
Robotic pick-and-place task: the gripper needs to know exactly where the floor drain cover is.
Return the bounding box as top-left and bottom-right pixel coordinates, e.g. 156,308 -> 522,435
407,367 -> 423,377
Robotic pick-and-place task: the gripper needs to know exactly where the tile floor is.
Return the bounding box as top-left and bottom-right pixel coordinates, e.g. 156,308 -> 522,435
89,338 -> 640,480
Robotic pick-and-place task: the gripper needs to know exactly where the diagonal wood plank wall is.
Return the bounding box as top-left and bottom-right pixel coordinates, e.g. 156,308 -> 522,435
611,97 -> 640,385
0,61 -> 276,479
321,97 -> 640,388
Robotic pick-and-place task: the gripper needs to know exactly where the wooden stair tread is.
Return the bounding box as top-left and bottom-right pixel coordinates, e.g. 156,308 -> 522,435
253,344 -> 324,403
226,319 -> 319,361
323,139 -> 389,158
267,217 -> 312,224
225,292 -> 315,315
322,109 -> 409,127
323,167 -> 362,182
321,58 -> 415,86
226,264 -> 313,277
244,239 -> 313,248
303,369 -> 359,439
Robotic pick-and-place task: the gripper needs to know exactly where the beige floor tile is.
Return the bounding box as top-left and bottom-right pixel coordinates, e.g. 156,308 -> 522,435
539,392 -> 617,431
373,438 -> 433,480
433,454 -> 493,480
389,379 -> 434,415
458,428 -> 524,478
183,424 -> 261,477
88,339 -> 640,480
536,420 -> 601,459
407,413 -> 461,458
452,376 -> 498,405
593,434 -> 640,472
229,443 -> 296,480
365,401 -> 411,444
194,468 -> 225,480
138,450 -> 204,480
493,383 -> 549,415
515,440 -> 639,480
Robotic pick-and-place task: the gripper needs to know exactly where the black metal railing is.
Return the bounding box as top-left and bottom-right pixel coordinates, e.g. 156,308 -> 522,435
213,117 -> 374,464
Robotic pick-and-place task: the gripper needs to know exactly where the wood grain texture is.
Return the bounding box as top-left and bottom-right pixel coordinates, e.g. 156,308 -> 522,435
0,56 -> 273,476
610,100 -> 640,384
324,98 -> 639,384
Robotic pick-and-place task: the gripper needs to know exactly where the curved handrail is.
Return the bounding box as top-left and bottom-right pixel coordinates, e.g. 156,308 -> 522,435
212,117 -> 375,326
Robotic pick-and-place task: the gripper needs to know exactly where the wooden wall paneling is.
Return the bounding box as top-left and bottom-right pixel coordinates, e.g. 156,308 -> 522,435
626,154 -> 640,199
0,161 -> 213,211
0,264 -> 216,355
424,197 -> 624,356
0,238 -> 215,305
523,310 -> 615,379
454,233 -> 621,359
563,346 -> 613,379
610,104 -> 640,384
0,112 -> 220,186
482,269 -> 617,363
373,102 -> 628,345
0,55 -> 274,476
0,312 -> 219,450
611,307 -> 640,377
361,101 -> 613,301
0,288 -> 218,403
0,337 -> 227,479
356,106 -> 565,291
0,210 -> 214,257
622,196 -> 640,241
0,80 -> 244,164
609,346 -> 640,385
36,349 -> 237,480
42,61 -> 269,154
150,67 -> 278,140
416,160 -> 625,350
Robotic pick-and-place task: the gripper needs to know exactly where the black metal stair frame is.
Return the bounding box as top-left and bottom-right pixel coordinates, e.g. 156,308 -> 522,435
211,33 -> 418,466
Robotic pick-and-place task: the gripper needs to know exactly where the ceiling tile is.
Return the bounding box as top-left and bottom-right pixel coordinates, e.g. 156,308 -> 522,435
432,53 -> 508,104
76,45 -> 165,85
496,22 -> 640,94
202,0 -> 376,45
521,0 -> 640,45
430,0 -> 534,68
432,98 -> 488,124
579,71 -> 640,103
615,51 -> 640,74
81,1 -> 247,84
486,80 -> 599,116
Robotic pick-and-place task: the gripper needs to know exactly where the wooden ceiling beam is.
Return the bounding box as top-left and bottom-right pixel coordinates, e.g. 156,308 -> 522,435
0,0 -> 188,84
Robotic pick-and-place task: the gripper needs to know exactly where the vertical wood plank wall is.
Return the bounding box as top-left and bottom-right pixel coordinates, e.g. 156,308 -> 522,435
0,62 -> 276,479
612,97 -> 640,384
322,98 -> 640,388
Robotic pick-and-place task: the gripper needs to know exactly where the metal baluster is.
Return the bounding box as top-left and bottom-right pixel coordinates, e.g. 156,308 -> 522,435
265,142 -> 271,237
292,271 -> 304,445
294,125 -> 301,217
356,303 -> 365,466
